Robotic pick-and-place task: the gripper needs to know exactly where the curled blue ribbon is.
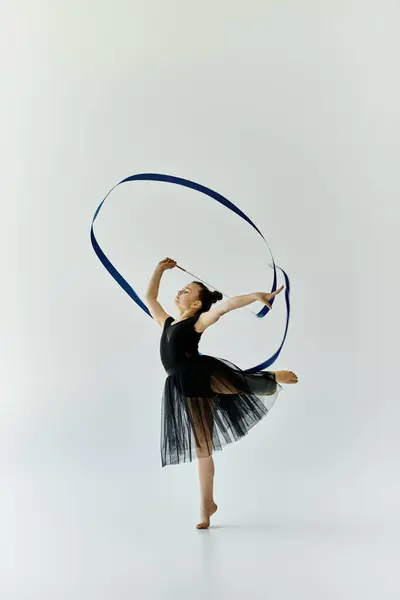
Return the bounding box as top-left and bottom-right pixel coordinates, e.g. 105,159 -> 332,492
90,173 -> 291,373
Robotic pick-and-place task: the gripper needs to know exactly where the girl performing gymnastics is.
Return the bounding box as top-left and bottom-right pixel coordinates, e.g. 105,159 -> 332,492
145,257 -> 298,529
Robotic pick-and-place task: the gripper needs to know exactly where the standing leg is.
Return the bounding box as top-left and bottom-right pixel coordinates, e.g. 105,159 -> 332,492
187,397 -> 218,529
196,454 -> 218,529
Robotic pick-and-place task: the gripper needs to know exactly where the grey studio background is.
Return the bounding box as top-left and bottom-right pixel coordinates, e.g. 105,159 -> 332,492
1,1 -> 399,599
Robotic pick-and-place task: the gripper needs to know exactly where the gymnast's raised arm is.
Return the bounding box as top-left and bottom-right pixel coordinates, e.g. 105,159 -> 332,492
144,258 -> 176,327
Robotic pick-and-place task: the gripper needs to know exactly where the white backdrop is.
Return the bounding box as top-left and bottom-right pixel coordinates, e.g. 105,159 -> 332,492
1,1 -> 399,598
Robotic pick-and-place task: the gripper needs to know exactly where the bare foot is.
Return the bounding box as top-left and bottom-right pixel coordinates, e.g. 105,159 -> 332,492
274,370 -> 298,384
196,502 -> 218,529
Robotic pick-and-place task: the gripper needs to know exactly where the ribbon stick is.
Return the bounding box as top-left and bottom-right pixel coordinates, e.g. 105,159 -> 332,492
177,264 -> 274,318
90,173 -> 291,371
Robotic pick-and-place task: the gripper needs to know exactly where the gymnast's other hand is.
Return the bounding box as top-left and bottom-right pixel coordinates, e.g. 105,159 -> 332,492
255,285 -> 284,309
158,257 -> 177,271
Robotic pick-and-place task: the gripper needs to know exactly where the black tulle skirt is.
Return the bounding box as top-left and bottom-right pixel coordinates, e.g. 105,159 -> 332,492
160,354 -> 281,466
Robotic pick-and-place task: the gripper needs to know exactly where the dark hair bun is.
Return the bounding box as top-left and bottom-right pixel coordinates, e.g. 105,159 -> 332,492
212,290 -> 223,303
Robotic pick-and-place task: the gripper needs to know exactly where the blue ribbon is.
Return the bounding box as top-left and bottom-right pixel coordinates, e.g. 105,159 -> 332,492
90,173 -> 291,373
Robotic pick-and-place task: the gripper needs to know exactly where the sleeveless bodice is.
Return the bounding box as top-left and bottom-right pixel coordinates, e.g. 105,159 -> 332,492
160,316 -> 202,373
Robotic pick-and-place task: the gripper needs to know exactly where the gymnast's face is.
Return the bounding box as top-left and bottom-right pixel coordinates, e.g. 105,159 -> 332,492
175,282 -> 202,313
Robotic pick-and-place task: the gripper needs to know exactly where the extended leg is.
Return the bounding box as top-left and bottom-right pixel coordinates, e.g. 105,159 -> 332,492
273,371 -> 298,384
211,371 -> 278,396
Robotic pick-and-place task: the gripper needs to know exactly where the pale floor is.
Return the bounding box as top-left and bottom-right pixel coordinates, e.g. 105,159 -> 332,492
2,467 -> 399,600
